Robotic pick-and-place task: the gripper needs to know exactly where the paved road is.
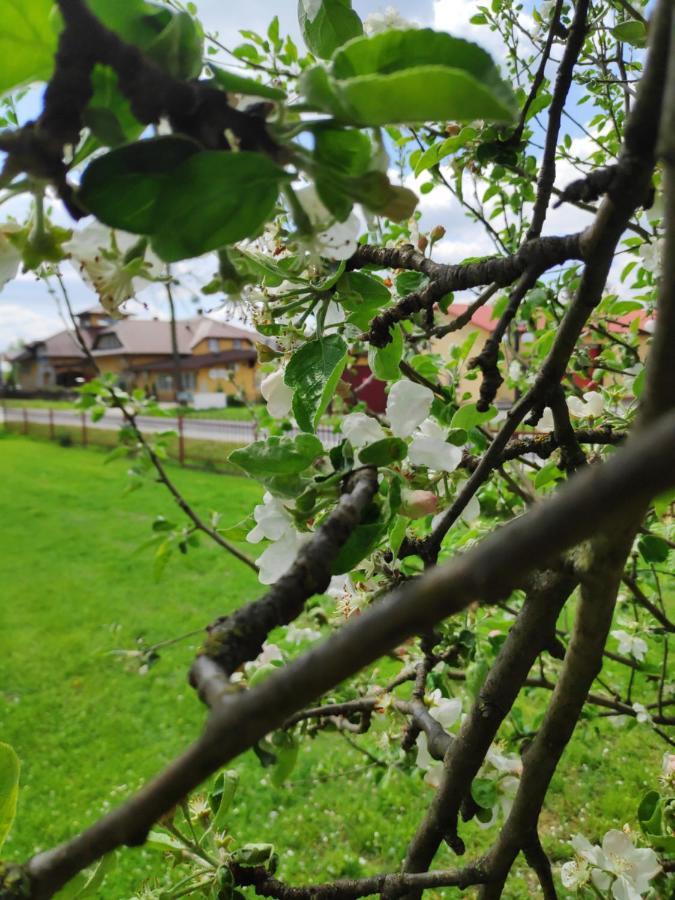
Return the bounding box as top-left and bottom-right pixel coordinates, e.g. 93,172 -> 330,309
1,405 -> 340,446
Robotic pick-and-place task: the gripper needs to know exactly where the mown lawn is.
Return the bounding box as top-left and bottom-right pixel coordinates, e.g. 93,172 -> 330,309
0,434 -> 668,898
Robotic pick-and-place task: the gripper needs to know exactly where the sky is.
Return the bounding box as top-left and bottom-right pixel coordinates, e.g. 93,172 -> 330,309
0,0 -> 602,351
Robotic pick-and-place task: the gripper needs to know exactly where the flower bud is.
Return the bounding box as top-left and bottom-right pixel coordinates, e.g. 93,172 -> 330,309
430,225 -> 446,242
401,489 -> 438,519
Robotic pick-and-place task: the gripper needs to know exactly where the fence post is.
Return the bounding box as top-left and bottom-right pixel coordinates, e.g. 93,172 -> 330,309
49,407 -> 55,440
81,410 -> 87,447
178,413 -> 185,466
23,407 -> 28,435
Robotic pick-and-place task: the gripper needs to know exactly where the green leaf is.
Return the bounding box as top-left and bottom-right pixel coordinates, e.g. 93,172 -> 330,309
80,142 -> 288,259
534,462 -> 563,490
0,742 -> 20,850
450,403 -> 497,430
314,126 -> 372,219
0,0 -> 58,95
211,65 -> 287,100
359,437 -> 408,466
300,29 -> 516,126
79,136 -> 201,233
388,514 -> 408,558
144,10 -> 203,79
229,434 -> 324,477
86,0 -> 170,47
144,830 -> 185,855
298,0 -> 363,60
339,271 -> 390,329
151,151 -> 289,261
395,271 -> 427,295
638,791 -> 662,836
611,21 -> 647,48
471,777 -> 497,811
270,733 -> 299,786
218,516 -> 256,542
331,521 -> 385,574
368,326 -> 403,380
209,770 -> 239,829
638,535 -> 670,564
231,843 -> 277,868
285,335 -> 348,432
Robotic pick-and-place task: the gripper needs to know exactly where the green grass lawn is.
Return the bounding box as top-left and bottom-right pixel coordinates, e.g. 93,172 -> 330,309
0,435 -> 669,898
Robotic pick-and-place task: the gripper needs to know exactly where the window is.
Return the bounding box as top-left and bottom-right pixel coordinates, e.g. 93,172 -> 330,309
233,339 -> 243,349
182,372 -> 196,390
157,374 -> 173,390
208,338 -> 220,352
95,333 -> 122,350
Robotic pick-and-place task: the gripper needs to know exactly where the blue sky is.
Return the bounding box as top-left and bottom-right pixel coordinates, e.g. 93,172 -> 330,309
0,1 -> 605,350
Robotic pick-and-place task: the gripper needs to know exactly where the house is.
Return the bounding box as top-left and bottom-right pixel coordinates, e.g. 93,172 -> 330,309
431,302 -> 519,406
10,307 -> 261,405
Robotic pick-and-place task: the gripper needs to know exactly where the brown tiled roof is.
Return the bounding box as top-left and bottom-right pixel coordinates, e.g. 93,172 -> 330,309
91,317 -> 258,356
127,349 -> 257,372
10,329 -> 90,362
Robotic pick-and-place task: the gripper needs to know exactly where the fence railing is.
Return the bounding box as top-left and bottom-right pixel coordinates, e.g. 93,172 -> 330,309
1,405 -> 341,472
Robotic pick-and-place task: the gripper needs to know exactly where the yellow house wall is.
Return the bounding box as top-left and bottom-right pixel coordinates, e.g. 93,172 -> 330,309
196,362 -> 258,400
192,337 -> 253,355
431,324 -> 515,405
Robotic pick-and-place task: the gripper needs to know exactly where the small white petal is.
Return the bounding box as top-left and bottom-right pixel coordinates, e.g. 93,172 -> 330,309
261,368 -> 293,419
341,412 -> 386,448
386,381 -> 434,438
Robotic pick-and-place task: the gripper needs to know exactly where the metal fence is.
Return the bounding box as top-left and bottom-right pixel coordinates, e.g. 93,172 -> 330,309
1,405 -> 341,473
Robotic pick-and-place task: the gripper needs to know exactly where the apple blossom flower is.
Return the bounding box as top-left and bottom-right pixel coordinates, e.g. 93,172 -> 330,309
257,528 -> 309,585
244,641 -> 283,675
283,624 -> 322,644
562,831 -> 660,899
63,224 -> 159,313
295,185 -> 360,261
364,7 -> 417,35
246,492 -> 293,543
260,366 -> 293,419
401,489 -> 438,519
567,390 -> 604,419
632,702 -> 652,725
427,689 -> 461,730
638,238 -> 664,272
408,418 -> 463,472
386,380 -> 434,438
341,412 -> 386,448
611,629 -> 648,662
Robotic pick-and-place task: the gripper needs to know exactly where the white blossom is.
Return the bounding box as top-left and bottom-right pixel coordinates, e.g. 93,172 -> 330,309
283,624 -> 322,645
257,529 -> 309,585
246,492 -> 293,544
632,702 -> 652,725
568,390 -> 605,419
341,412 -> 386,448
364,7 -> 417,35
386,380 -> 434,438
244,641 -> 283,675
260,366 -> 293,419
427,689 -> 462,730
638,238 -> 664,272
295,185 -> 360,261
409,418 -> 463,472
611,629 -> 648,661
563,831 -> 661,899
508,360 -> 523,381
63,224 -> 159,313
